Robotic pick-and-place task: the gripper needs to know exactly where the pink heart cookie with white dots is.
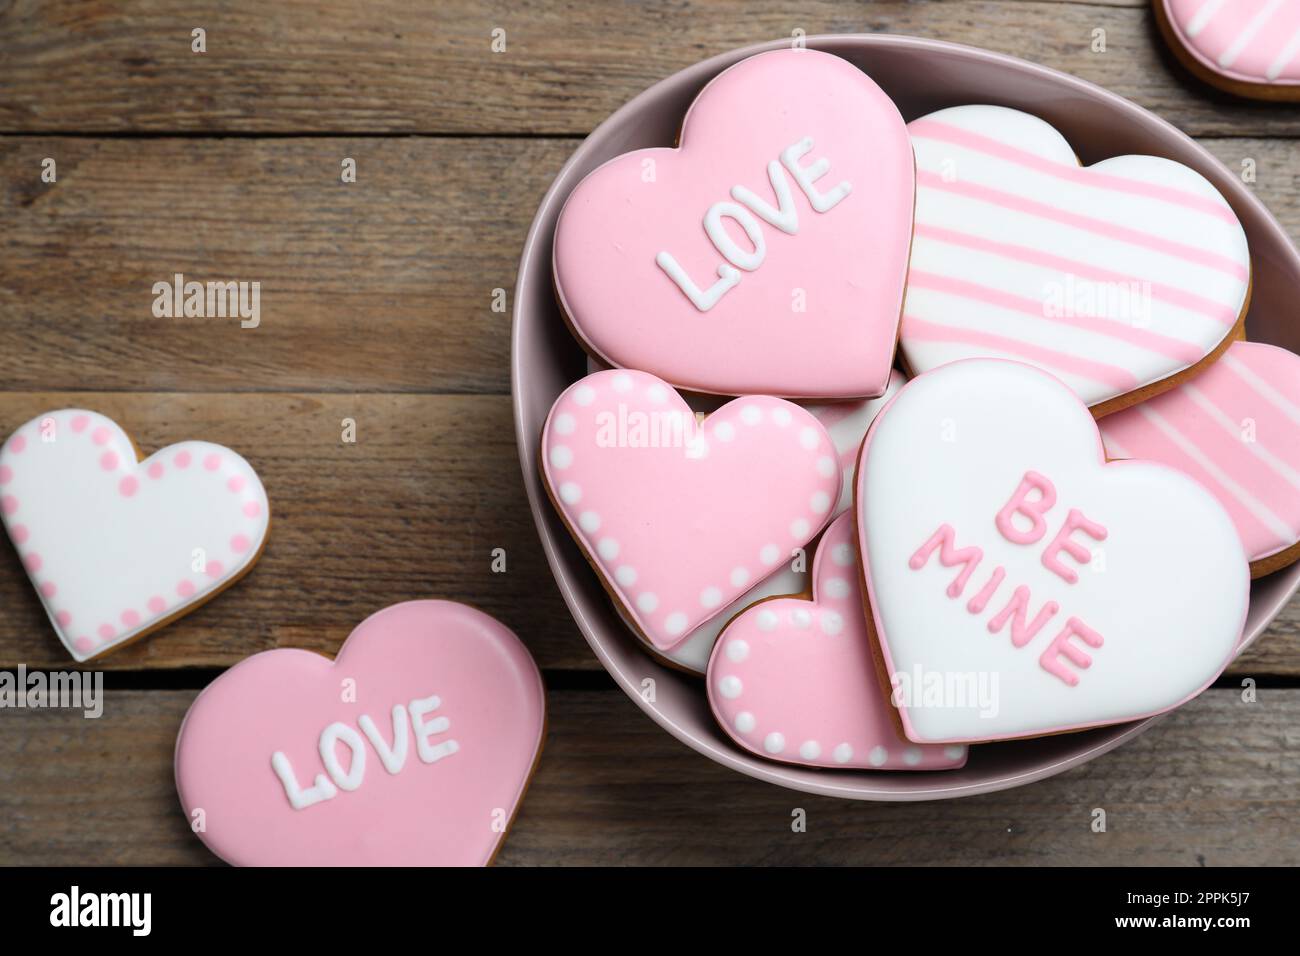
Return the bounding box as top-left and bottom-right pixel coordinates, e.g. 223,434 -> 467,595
540,369 -> 841,651
709,511 -> 968,771
553,48 -> 914,399
0,410 -> 269,662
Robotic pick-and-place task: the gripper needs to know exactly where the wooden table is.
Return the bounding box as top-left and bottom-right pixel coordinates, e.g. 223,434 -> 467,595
1,0 -> 1296,866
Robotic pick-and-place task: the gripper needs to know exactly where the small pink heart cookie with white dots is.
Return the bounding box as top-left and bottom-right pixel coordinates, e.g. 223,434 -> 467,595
709,511 -> 967,771
0,409 -> 270,662
540,369 -> 841,652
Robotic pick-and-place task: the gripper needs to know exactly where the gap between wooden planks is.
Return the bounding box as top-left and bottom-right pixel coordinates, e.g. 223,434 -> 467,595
0,688 -> 1295,865
0,392 -> 1295,675
0,0 -> 1295,138
2,136 -> 1299,394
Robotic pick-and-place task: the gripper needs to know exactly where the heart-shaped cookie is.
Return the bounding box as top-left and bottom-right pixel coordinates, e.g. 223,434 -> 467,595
650,369 -> 907,674
175,600 -> 545,866
0,410 -> 270,662
553,48 -> 914,399
541,369 -> 840,651
856,359 -> 1249,743
900,105 -> 1250,414
709,512 -> 967,771
1156,0 -> 1300,100
1101,340 -> 1300,576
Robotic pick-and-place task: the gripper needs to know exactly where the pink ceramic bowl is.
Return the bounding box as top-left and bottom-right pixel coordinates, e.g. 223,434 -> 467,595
512,34 -> 1300,800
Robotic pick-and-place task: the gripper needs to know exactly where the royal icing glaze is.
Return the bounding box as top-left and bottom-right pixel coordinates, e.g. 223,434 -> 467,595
1162,0 -> 1300,89
175,600 -> 545,866
0,410 -> 269,662
709,512 -> 968,771
553,48 -> 913,399
900,105 -> 1250,408
646,371 -> 907,673
856,359 -> 1248,743
1101,341 -> 1300,567
541,369 -> 840,651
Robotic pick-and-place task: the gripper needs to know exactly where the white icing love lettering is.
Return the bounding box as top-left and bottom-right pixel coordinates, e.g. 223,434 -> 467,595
655,136 -> 852,312
271,692 -> 459,810
909,468 -> 1109,687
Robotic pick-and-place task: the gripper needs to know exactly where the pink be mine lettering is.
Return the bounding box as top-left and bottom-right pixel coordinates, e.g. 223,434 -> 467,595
907,472 -> 1108,686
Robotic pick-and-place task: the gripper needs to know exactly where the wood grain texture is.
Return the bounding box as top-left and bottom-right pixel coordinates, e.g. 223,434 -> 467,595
6,137 -> 1300,395
0,687 -> 1294,866
0,391 -> 1294,674
0,136 -> 570,393
3,0 -> 1297,138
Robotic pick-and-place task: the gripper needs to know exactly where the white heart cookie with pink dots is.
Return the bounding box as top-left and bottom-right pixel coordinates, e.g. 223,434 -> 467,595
0,410 -> 270,662
540,370 -> 840,651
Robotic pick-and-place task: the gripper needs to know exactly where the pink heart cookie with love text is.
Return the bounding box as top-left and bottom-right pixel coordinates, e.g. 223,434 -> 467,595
541,369 -> 841,651
856,359 -> 1249,743
0,410 -> 269,662
709,511 -> 967,771
554,48 -> 914,399
175,601 -> 546,866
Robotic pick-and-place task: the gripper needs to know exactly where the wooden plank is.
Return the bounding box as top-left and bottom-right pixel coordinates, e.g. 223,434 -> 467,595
0,390 -> 1296,674
0,687 -> 1294,865
1,1 -> 1295,138
0,136 -> 570,394
5,136 -> 1300,395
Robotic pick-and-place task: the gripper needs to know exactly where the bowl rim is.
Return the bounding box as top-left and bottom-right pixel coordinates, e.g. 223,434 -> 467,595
511,32 -> 1300,800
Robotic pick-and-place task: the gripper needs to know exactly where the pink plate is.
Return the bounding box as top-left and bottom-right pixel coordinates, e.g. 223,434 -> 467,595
512,34 -> 1300,800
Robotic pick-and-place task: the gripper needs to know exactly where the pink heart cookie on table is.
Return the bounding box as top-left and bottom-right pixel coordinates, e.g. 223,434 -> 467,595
540,369 -> 841,652
1101,341 -> 1300,577
1157,0 -> 1300,100
901,105 -> 1250,414
709,511 -> 967,771
175,601 -> 545,867
856,359 -> 1248,744
553,48 -> 914,399
0,410 -> 269,662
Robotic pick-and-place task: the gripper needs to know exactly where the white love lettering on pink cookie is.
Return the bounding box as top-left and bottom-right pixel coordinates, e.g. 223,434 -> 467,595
541,369 -> 841,651
175,601 -> 545,866
1161,0 -> 1300,89
553,49 -> 914,399
0,410 -> 269,662
1101,341 -> 1300,570
709,512 -> 967,770
901,105 -> 1250,409
856,360 -> 1248,743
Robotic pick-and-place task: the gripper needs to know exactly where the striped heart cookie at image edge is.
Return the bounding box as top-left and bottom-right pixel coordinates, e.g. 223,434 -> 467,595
1157,0 -> 1300,99
899,104 -> 1250,415
1100,341 -> 1300,576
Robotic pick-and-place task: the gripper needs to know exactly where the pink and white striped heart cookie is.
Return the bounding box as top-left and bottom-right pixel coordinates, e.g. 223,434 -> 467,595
1158,0 -> 1300,100
708,511 -> 967,771
540,369 -> 840,652
1101,341 -> 1300,576
900,105 -> 1250,413
0,410 -> 269,662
